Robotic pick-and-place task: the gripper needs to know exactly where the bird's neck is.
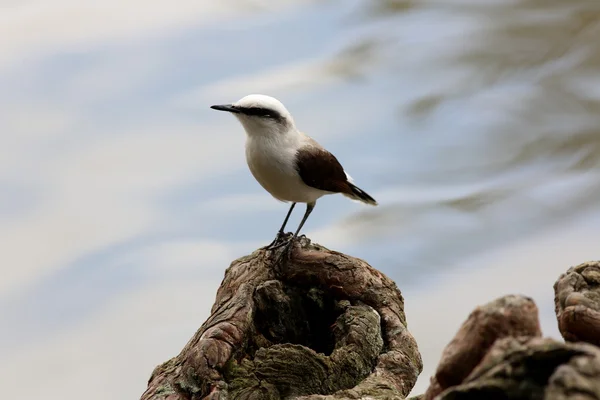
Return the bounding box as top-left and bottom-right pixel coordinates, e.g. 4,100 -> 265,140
243,122 -> 297,139
245,128 -> 304,152
238,117 -> 296,139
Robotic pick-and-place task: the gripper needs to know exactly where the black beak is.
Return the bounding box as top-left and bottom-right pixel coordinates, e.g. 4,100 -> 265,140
210,104 -> 240,113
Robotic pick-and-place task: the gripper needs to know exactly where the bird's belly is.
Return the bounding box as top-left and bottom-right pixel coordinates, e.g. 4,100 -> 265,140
246,147 -> 326,204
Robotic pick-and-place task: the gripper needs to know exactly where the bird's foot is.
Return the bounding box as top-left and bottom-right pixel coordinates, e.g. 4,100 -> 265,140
267,236 -> 293,250
263,232 -> 293,250
274,238 -> 295,265
261,231 -> 284,250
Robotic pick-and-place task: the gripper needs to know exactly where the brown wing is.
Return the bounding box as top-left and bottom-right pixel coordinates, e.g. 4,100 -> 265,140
295,145 -> 351,194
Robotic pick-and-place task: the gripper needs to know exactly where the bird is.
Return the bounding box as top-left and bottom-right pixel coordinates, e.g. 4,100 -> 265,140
210,94 -> 377,254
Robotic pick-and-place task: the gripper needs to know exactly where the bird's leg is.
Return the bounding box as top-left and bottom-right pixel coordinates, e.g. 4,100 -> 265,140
291,202 -> 315,241
274,202 -> 315,258
264,202 -> 296,249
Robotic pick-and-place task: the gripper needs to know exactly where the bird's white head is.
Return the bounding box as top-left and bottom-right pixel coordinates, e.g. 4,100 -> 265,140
210,94 -> 295,137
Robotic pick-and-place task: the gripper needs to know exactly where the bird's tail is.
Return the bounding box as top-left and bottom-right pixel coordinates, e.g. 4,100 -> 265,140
344,182 -> 378,206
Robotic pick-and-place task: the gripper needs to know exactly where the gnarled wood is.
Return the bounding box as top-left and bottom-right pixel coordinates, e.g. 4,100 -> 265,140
141,235 -> 422,400
423,295 -> 542,400
554,261 -> 600,346
438,337 -> 600,399
416,261 -> 600,400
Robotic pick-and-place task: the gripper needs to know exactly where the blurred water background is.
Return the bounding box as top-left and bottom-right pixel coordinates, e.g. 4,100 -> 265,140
1,0 -> 599,398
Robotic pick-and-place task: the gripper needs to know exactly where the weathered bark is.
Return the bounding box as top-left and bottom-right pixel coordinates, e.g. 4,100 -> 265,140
418,260 -> 600,400
437,337 -> 600,399
423,295 -> 542,400
554,261 -> 600,346
141,235 -> 422,400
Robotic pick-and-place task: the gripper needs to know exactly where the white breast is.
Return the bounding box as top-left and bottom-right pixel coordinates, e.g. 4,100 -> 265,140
245,133 -> 328,204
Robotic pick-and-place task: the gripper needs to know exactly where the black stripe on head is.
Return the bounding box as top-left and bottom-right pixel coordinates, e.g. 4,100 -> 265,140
239,107 -> 285,123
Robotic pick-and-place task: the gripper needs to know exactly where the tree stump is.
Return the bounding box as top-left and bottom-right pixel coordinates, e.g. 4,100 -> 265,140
141,235 -> 423,400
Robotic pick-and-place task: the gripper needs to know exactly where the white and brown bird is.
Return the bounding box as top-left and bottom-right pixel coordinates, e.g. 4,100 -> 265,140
211,94 -> 377,251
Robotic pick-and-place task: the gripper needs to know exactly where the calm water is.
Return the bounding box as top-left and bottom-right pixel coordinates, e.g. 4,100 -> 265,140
1,0 -> 599,398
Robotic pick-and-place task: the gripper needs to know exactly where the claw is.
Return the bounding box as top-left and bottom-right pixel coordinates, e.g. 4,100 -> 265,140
267,236 -> 292,250
274,239 -> 295,264
262,232 -> 284,250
